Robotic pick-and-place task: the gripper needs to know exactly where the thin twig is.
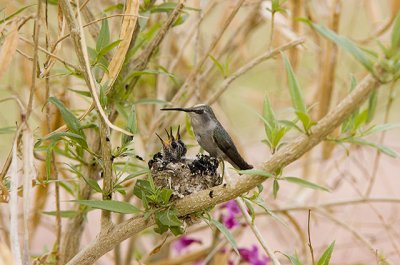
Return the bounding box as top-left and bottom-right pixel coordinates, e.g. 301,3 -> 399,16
307,210 -> 315,265
206,38 -> 304,105
26,0 -> 42,119
237,198 -> 282,265
364,81 -> 397,196
19,36 -> 80,72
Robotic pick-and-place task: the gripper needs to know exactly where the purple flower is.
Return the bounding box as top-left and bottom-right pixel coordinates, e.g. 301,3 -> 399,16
239,245 -> 270,265
222,213 -> 239,229
173,236 -> 202,254
221,200 -> 241,214
220,200 -> 241,229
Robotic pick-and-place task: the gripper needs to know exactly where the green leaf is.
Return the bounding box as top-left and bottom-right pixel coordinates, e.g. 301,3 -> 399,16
238,169 -> 273,178
317,241 -> 335,265
273,179 -> 279,199
346,138 -> 398,158
209,55 -> 226,77
210,218 -> 239,255
121,169 -> 149,183
68,88 -> 92,97
0,126 -> 16,134
281,253 -> 303,265
48,97 -> 87,147
391,12 -> 400,51
185,114 -> 195,137
82,177 -> 102,193
283,177 -> 330,192
0,4 -> 36,24
243,198 -> 255,223
43,132 -> 86,143
42,210 -> 79,218
157,209 -> 182,227
45,142 -> 57,180
133,179 -> 154,200
295,110 -> 313,132
366,91 -> 377,123
312,23 -> 374,72
71,200 -> 141,214
159,189 -> 173,204
97,39 -> 122,58
362,123 -> 400,136
96,18 -> 110,52
281,52 -> 307,113
263,94 -> 277,140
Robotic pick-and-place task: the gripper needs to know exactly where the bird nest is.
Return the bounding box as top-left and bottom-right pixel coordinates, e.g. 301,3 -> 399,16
148,127 -> 222,200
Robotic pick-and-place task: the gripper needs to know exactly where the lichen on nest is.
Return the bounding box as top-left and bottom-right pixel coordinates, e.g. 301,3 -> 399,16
148,127 -> 222,200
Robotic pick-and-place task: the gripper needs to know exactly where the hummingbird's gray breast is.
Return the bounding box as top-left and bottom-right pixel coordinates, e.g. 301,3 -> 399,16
192,120 -> 219,157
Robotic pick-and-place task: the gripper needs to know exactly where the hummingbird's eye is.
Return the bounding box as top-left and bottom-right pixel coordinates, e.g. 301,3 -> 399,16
196,109 -> 204,114
171,141 -> 177,149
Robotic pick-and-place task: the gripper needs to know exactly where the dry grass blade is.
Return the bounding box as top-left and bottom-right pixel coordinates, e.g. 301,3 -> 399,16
0,22 -> 18,80
9,138 -> 23,265
23,129 -> 34,263
100,0 -> 139,90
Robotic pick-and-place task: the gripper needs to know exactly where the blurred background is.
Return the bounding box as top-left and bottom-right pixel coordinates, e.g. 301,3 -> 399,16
0,0 -> 400,264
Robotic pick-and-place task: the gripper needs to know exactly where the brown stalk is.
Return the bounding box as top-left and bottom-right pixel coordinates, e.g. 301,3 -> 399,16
319,0 -> 341,160
289,0 -> 302,70
67,66 -> 383,265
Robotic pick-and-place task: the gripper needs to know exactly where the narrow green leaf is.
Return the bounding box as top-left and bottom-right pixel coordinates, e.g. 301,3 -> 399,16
82,177 -> 102,193
185,114 -> 195,137
43,132 -> 85,142
122,169 -> 149,182
281,52 -> 307,113
366,91 -> 377,123
283,177 -> 330,192
48,97 -> 86,146
97,39 -> 122,58
243,198 -> 255,223
263,94 -> 277,140
96,18 -> 110,52
42,210 -> 79,218
363,123 -> 400,136
0,126 -> 16,134
0,4 -> 36,24
273,179 -> 279,199
71,200 -> 141,214
346,138 -> 398,158
209,55 -> 226,77
312,23 -> 374,72
159,189 -> 173,204
68,88 -> 92,97
157,209 -> 182,227
281,253 -> 303,265
210,218 -> 239,255
238,169 -> 273,178
295,110 -> 313,132
391,12 -> 400,50
317,241 -> 335,265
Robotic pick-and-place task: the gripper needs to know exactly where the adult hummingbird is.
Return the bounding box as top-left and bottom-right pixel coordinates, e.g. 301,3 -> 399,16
161,104 -> 253,170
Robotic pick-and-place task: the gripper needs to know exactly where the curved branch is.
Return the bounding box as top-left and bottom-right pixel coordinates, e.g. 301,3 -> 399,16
68,71 -> 381,264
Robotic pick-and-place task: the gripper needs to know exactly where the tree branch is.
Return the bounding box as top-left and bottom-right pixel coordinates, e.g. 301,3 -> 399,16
67,66 -> 382,264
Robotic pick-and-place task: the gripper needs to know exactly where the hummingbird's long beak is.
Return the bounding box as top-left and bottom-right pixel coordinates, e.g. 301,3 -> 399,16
160,107 -> 195,112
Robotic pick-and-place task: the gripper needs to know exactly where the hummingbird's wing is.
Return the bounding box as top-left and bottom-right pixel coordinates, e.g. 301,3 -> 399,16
212,126 -> 253,170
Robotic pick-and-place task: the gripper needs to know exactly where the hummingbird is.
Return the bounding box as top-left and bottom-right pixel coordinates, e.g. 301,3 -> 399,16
160,104 -> 253,170
155,126 -> 187,162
